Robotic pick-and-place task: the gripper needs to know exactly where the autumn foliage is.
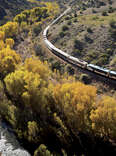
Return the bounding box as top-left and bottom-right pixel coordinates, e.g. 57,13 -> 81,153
90,96 -> 116,139
0,46 -> 21,76
0,22 -> 18,38
0,2 -> 116,156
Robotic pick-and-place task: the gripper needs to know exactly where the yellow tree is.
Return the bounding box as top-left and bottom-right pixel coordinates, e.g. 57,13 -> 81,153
0,22 -> 18,38
0,40 -> 5,50
43,2 -> 59,17
5,38 -> 15,48
53,82 -> 96,132
0,47 -> 21,76
0,31 -> 5,40
0,31 -> 5,50
4,67 -> 51,112
24,57 -> 51,80
90,96 -> 116,139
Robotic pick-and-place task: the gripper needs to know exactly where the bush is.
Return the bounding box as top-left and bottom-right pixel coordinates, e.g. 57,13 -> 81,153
74,13 -> 77,17
72,49 -> 82,57
74,39 -> 83,51
59,31 -> 65,38
102,11 -> 108,16
109,20 -> 116,28
62,25 -> 69,31
84,35 -> 93,43
85,50 -> 98,63
110,56 -> 116,66
65,16 -> 70,20
108,0 -> 113,5
79,74 -> 91,84
34,44 -> 44,58
108,6 -> 114,13
97,53 -> 109,65
92,16 -> 99,20
34,144 -> 53,156
109,28 -> 116,39
32,24 -> 42,36
67,21 -> 71,25
73,18 -> 77,22
66,65 -> 74,75
92,9 -> 97,13
51,60 -> 64,74
87,27 -> 93,33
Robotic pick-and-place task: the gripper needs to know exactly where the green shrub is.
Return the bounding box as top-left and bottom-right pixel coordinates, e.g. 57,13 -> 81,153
85,50 -> 98,63
62,25 -> 69,31
66,65 -> 74,75
108,6 -> 114,13
84,35 -> 93,43
74,39 -> 83,51
92,9 -> 97,13
87,27 -> 93,33
72,49 -> 82,57
67,21 -> 71,25
73,18 -> 77,22
109,20 -> 116,28
32,24 -> 42,36
34,44 -> 44,58
102,11 -> 108,16
79,74 -> 91,84
92,16 -> 99,20
65,16 -> 70,20
109,28 -> 116,39
97,53 -> 109,65
59,31 -> 65,38
108,0 -> 113,5
106,48 -> 113,55
74,13 -> 77,17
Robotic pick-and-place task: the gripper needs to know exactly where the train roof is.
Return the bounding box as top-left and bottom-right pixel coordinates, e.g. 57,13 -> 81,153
88,64 -> 110,72
110,70 -> 116,75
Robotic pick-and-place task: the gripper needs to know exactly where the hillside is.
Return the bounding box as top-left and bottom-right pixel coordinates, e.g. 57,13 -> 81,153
0,0 -> 36,25
49,0 -> 116,71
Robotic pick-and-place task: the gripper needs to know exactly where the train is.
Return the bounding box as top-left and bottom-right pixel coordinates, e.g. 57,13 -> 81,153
43,8 -> 116,80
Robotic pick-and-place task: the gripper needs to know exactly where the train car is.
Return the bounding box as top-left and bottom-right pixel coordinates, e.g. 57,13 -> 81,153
43,25 -> 50,38
109,70 -> 116,80
44,39 -> 54,51
87,64 -> 110,77
51,45 -> 70,60
68,55 -> 87,68
44,38 -> 68,60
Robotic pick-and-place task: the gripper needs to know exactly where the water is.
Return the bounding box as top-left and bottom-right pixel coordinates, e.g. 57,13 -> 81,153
0,122 -> 31,156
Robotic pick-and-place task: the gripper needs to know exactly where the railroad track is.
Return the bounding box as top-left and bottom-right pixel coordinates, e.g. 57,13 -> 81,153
43,8 -> 116,81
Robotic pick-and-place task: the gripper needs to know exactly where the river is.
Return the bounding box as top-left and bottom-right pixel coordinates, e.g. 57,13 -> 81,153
0,122 -> 31,156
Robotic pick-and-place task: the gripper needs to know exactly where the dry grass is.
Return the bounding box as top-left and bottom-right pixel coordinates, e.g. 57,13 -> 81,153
78,12 -> 116,26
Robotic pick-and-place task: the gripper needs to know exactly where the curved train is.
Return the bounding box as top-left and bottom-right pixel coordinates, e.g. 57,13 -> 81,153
43,8 -> 116,80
